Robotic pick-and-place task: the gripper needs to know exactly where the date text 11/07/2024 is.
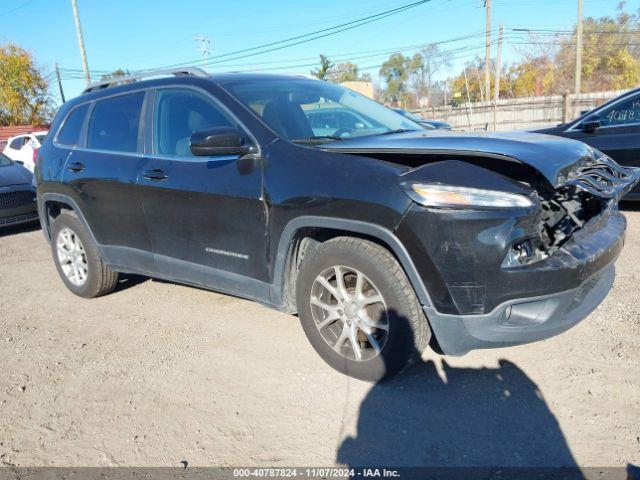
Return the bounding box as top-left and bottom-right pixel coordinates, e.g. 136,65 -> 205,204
232,468 -> 400,478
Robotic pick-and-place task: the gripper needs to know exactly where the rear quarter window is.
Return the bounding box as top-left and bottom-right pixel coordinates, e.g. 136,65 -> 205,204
56,103 -> 89,146
87,92 -> 145,153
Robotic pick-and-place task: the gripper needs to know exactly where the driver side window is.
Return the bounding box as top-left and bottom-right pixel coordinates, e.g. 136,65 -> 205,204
154,89 -> 236,157
599,95 -> 640,127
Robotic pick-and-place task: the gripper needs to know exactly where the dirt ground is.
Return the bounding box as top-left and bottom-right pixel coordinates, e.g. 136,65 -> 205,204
0,210 -> 639,469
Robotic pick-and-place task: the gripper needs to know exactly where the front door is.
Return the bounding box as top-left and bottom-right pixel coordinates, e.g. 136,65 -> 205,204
137,87 -> 268,292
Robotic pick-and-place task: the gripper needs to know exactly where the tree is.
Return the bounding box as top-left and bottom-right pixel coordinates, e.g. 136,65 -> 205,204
408,44 -> 451,107
0,44 -> 52,126
330,62 -> 372,83
100,68 -> 130,80
310,54 -> 333,80
379,53 -> 411,106
553,7 -> 640,92
445,4 -> 640,102
450,57 -> 489,104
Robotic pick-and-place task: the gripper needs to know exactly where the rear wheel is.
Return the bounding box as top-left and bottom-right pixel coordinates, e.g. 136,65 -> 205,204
296,237 -> 430,381
50,211 -> 119,298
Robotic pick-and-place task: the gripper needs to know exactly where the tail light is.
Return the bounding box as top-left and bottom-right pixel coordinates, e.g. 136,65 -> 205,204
32,147 -> 39,164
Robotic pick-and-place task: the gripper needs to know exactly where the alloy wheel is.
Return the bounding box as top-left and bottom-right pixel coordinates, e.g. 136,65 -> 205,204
309,265 -> 389,362
56,227 -> 88,287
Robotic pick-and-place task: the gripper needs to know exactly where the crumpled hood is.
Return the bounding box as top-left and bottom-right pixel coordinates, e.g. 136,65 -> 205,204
323,130 -> 596,187
0,163 -> 33,187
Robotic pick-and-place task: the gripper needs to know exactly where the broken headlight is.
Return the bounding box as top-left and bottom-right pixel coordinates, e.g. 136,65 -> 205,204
402,183 -> 535,210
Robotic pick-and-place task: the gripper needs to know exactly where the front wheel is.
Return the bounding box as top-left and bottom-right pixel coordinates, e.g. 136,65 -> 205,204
296,237 -> 431,381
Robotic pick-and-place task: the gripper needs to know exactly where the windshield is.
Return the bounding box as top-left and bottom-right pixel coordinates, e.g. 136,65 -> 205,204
224,78 -> 422,143
0,153 -> 12,167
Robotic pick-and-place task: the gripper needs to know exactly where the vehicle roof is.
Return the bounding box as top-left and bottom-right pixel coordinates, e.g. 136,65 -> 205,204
208,72 -> 319,84
63,72 -> 322,110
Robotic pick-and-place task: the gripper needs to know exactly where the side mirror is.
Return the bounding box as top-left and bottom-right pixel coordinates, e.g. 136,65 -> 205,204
580,116 -> 601,133
190,126 -> 255,157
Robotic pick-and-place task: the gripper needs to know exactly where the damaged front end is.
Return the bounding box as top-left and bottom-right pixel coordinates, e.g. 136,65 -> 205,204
393,150 -> 639,355
520,153 -> 640,264
325,131 -> 639,355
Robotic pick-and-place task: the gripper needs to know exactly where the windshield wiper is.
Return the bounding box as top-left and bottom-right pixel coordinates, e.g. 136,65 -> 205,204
292,135 -> 345,144
378,128 -> 417,136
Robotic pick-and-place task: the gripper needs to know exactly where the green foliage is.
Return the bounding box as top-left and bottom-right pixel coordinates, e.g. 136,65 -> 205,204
310,55 -> 333,80
311,56 -> 372,83
330,61 -> 371,83
100,68 -> 130,80
0,44 -> 52,126
379,53 -> 411,105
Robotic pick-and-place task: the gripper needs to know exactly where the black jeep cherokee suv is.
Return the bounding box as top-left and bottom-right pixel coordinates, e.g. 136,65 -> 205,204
35,69 -> 640,380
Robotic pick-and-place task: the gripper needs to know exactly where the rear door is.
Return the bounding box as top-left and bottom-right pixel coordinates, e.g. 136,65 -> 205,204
137,86 -> 267,285
61,90 -> 152,268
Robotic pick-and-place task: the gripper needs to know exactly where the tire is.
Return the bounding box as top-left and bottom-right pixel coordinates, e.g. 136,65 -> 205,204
50,211 -> 119,298
296,236 -> 431,381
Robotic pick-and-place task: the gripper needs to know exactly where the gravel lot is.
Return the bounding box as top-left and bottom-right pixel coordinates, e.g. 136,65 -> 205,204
0,210 -> 639,469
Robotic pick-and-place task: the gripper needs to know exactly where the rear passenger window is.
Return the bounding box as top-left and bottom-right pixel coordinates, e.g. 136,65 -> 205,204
87,92 -> 144,153
57,104 -> 89,146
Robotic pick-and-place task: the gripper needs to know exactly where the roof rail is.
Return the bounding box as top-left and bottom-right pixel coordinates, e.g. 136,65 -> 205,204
82,67 -> 208,94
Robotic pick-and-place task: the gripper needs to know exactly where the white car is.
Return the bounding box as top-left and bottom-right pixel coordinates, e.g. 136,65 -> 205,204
2,131 -> 48,172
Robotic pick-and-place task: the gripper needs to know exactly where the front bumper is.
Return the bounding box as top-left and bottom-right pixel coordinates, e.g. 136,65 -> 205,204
397,198 -> 631,356
426,263 -> 614,355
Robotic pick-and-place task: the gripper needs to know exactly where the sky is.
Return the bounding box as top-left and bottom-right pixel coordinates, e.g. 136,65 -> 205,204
0,0 -> 636,104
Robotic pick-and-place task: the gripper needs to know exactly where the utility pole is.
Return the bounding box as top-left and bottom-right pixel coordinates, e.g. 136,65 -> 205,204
493,25 -> 503,132
463,67 -> 473,128
475,67 -> 484,103
484,0 -> 491,101
575,0 -> 583,94
70,0 -> 91,85
194,35 -> 212,70
54,63 -> 66,103
494,25 -> 503,103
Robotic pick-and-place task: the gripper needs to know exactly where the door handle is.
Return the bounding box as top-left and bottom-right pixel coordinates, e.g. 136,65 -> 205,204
67,161 -> 85,172
142,168 -> 168,181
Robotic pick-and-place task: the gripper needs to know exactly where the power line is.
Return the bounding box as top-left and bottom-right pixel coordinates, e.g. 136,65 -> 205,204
145,0 -> 433,71
0,0 -> 38,16
57,30 -> 492,77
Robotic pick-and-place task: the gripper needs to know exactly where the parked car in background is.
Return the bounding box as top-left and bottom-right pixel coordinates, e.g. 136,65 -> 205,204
392,108 -> 452,130
36,69 -> 639,380
2,131 -> 48,172
305,107 -> 374,137
535,88 -> 640,200
0,153 -> 38,228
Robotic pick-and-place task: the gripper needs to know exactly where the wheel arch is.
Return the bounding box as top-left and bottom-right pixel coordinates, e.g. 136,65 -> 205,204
39,193 -> 98,247
271,216 -> 435,314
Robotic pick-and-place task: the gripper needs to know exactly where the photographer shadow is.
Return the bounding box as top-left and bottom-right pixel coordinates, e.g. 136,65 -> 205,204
336,311 -> 579,473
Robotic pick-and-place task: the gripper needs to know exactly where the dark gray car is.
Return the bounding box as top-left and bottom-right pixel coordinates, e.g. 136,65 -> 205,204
0,153 -> 37,228
535,88 -> 640,200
